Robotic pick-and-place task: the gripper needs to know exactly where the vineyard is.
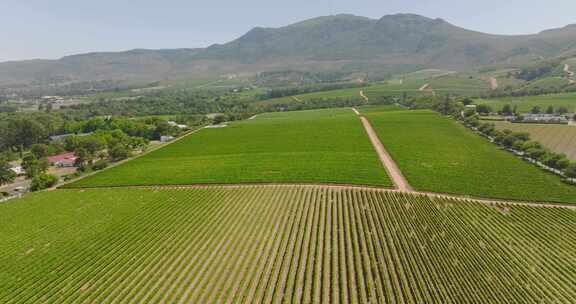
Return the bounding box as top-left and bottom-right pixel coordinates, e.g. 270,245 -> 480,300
476,92 -> 576,113
0,186 -> 575,303
67,108 -> 390,188
364,109 -> 576,203
494,121 -> 576,160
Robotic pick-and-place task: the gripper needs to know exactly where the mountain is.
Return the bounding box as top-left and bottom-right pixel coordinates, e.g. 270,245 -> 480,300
2,14 -> 576,89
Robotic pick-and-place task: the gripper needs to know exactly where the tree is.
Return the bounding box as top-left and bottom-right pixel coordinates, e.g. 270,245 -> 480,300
545,106 -> 554,115
565,163 -> 576,179
476,104 -> 492,115
30,173 -> 58,191
21,155 -> 49,178
531,106 -> 541,114
109,145 -> 131,161
212,115 -> 227,125
30,144 -> 49,158
501,104 -> 513,115
0,158 -> 16,186
557,107 -> 569,115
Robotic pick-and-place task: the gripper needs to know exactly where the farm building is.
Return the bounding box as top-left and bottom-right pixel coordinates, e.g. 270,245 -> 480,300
50,132 -> 92,142
521,114 -> 568,124
167,121 -> 188,129
47,152 -> 78,167
160,135 -> 175,143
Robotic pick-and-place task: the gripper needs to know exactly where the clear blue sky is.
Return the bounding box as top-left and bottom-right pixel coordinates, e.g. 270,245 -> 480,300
1,0 -> 575,62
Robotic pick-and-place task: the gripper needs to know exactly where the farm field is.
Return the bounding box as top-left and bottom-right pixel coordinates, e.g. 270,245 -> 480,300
494,121 -> 576,160
257,76 -> 490,108
476,92 -> 576,112
364,109 -> 576,203
68,108 -> 391,188
1,186 -> 575,303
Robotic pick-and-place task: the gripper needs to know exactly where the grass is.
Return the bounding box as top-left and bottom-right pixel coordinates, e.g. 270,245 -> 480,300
365,110 -> 576,203
67,108 -> 391,188
494,121 -> 576,161
476,92 -> 576,112
1,186 -> 575,303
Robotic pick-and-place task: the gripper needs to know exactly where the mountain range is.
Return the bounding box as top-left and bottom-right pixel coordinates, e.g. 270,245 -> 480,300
2,14 -> 576,88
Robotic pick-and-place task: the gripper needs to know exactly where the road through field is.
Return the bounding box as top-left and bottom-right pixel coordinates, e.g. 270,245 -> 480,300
564,64 -> 575,84
356,114 -> 413,192
489,77 -> 499,90
359,90 -> 369,102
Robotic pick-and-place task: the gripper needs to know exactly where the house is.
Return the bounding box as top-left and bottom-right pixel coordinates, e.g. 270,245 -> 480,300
167,121 -> 188,129
47,152 -> 78,167
521,114 -> 569,124
9,166 -> 23,176
50,132 -> 92,142
160,136 -> 175,143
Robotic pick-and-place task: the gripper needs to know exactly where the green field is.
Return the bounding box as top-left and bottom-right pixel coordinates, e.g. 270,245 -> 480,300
494,121 -> 576,161
1,186 -> 575,303
68,108 -> 390,188
476,92 -> 576,112
257,76 -> 490,108
364,110 -> 576,203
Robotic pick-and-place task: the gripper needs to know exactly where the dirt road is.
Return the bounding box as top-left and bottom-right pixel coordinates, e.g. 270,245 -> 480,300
419,83 -> 436,96
359,116 -> 413,192
291,96 -> 303,102
488,77 -> 499,90
564,64 -> 575,84
359,90 -> 369,102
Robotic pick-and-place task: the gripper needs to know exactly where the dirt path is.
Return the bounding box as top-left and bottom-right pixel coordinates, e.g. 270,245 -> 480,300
488,77 -> 499,90
359,90 -> 369,102
359,116 -> 413,192
418,83 -> 436,96
564,64 -> 575,84
351,108 -> 360,115
291,96 -> 303,102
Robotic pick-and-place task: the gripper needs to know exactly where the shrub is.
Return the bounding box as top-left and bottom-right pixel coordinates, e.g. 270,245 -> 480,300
30,174 -> 58,191
92,160 -> 109,171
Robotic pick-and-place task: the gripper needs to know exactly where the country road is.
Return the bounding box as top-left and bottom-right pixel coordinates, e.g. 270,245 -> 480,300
359,115 -> 413,192
359,90 -> 369,102
488,77 -> 499,90
564,64 -> 575,84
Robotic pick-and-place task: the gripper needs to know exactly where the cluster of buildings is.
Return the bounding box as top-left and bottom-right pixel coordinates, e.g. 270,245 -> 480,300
519,114 -> 570,124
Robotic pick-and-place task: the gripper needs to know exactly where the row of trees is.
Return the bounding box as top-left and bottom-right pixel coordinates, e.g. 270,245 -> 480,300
463,116 -> 576,179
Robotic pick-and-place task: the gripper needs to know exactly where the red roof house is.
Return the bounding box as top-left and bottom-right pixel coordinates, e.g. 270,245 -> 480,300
47,152 -> 78,167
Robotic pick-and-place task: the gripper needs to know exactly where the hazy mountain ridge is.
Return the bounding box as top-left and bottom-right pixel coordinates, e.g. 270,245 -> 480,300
2,14 -> 576,88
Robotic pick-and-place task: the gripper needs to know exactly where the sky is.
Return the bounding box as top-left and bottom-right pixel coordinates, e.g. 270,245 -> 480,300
1,0 -> 575,62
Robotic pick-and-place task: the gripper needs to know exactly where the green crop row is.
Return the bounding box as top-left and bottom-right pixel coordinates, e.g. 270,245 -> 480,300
67,108 -> 391,188
1,187 -> 575,303
364,109 -> 576,203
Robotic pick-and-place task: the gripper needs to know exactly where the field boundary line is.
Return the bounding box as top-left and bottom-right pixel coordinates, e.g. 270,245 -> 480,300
56,183 -> 576,209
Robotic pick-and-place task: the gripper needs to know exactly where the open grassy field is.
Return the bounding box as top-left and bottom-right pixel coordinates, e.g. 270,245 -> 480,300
476,92 -> 576,112
67,108 -> 390,188
2,187 -> 575,303
494,121 -> 576,160
364,110 -> 576,203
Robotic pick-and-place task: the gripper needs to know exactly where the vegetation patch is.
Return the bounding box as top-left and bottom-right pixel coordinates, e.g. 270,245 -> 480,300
67,109 -> 391,187
365,110 -> 576,203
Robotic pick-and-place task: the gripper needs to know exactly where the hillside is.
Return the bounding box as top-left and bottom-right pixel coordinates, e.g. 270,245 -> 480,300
2,14 -> 576,88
